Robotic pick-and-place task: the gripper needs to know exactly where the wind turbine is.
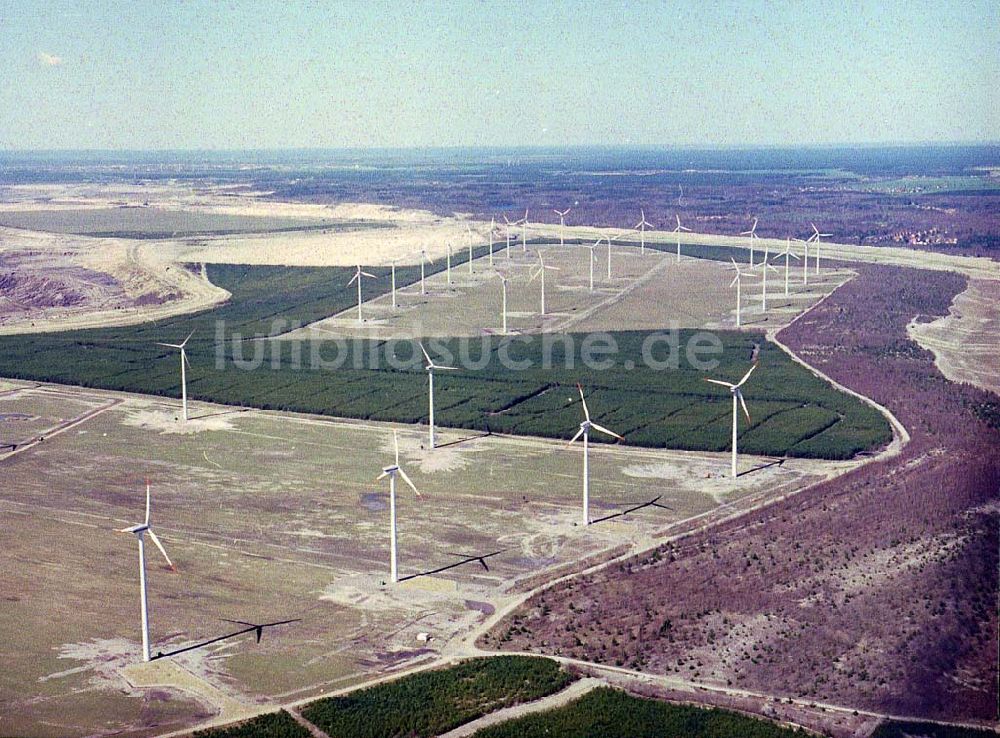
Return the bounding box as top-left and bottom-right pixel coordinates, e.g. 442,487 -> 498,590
586,239 -> 599,291
488,216 -> 496,266
496,272 -> 509,334
420,249 -> 431,295
729,258 -> 759,328
568,384 -> 624,525
605,232 -> 626,279
808,223 -> 832,275
156,331 -> 194,421
466,225 -> 475,274
348,265 -> 376,323
554,208 -> 571,247
634,209 -> 654,255
801,238 -> 809,285
390,258 -> 399,308
376,431 -> 420,584
419,341 -> 457,449
446,243 -> 453,285
704,364 -> 757,479
502,215 -> 514,260
529,251 -> 561,315
118,481 -> 176,662
521,209 -> 529,252
773,238 -> 801,297
758,257 -> 779,312
740,217 -> 760,267
672,214 -> 692,262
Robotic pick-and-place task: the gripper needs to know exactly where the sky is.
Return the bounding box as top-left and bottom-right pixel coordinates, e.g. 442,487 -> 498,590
1,0 -> 997,150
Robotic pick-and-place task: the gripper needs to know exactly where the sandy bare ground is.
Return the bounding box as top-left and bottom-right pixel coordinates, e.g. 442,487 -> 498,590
907,279 -> 1000,396
0,226 -> 229,335
437,677 -> 603,737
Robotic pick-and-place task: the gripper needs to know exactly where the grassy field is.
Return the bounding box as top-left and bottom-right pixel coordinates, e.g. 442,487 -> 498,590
0,249 -> 889,460
0,382 -> 841,736
470,686 -> 809,737
0,206 -> 392,238
301,656 -> 574,737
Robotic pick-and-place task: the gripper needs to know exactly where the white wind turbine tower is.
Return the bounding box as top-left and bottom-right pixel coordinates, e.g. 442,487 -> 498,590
672,214 -> 692,262
520,209 -> 529,252
502,215 -> 514,260
118,481 -> 176,662
704,364 -> 757,479
419,249 -> 431,295
605,232 -> 626,279
419,342 -> 457,449
740,218 -> 760,267
774,238 -> 801,297
376,431 -> 420,584
808,223 -> 832,275
446,243 -> 453,285
567,384 -> 624,525
634,209 -> 654,255
728,258 -> 759,328
156,330 -> 194,421
496,272 -> 510,334
348,265 -> 377,323
758,257 -> 779,312
390,258 -> 399,308
529,251 -> 561,315
466,225 -> 475,274
488,216 -> 496,266
585,240 -> 599,291
554,208 -> 571,247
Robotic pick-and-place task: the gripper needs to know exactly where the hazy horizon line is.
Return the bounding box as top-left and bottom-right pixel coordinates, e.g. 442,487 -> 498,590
2,140 -> 998,156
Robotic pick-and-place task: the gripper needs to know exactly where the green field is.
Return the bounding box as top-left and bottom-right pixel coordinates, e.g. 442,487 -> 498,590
471,686 -> 807,738
0,248 -> 890,460
0,206 -> 392,238
192,711 -> 311,738
300,656 -> 575,738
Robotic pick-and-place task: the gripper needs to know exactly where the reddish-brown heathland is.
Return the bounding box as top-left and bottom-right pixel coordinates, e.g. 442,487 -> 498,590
481,264 -> 999,723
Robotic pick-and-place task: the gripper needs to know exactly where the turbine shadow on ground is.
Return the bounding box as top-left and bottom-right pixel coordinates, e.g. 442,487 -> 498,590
588,496 -> 674,525
151,618 -> 301,660
397,550 -> 505,582
187,407 -> 252,421
736,457 -> 786,478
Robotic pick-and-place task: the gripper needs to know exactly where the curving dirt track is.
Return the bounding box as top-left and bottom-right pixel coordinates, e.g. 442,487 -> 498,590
481,262 -> 1000,725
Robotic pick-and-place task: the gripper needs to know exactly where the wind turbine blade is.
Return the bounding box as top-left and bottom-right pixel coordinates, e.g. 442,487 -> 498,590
144,481 -> 151,525
576,383 -> 590,421
738,390 -> 751,422
146,529 -> 175,570
155,342 -> 183,349
361,271 -> 377,279
376,470 -> 389,481
730,274 -> 739,287
418,341 -> 432,366
347,273 -> 359,286
737,363 -> 757,387
680,226 -> 692,232
397,467 -> 420,496
590,422 -> 624,441
393,430 -> 400,467
566,427 -> 585,446
812,223 -> 820,236
704,378 -> 736,388
179,330 -> 195,348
